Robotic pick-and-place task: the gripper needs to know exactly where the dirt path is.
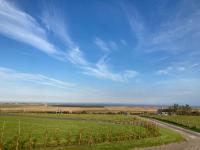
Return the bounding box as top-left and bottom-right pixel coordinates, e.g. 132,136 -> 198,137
137,117 -> 200,150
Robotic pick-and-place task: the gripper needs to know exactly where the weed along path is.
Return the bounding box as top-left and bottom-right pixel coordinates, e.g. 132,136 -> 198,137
138,117 -> 200,150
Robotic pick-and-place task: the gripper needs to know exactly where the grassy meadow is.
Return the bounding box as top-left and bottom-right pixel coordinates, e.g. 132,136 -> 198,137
0,113 -> 184,150
148,115 -> 200,132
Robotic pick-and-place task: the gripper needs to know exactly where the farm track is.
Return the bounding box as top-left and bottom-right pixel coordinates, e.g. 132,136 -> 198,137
138,117 -> 200,150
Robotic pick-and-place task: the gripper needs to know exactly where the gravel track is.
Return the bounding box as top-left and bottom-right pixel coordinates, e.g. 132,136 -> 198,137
138,117 -> 200,150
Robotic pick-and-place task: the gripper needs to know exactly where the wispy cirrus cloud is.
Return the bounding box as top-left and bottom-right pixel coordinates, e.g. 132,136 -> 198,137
155,60 -> 200,76
0,67 -> 138,103
109,41 -> 118,50
41,4 -> 75,49
94,37 -> 118,52
0,67 -> 114,103
94,37 -> 110,52
83,56 -> 138,81
123,0 -> 200,55
121,2 -> 145,45
0,67 -> 75,88
156,67 -> 173,75
67,47 -> 89,66
146,0 -> 200,54
66,48 -> 138,81
121,0 -> 200,80
0,0 -> 60,55
155,66 -> 187,76
0,0 -> 138,82
45,10 -> 138,82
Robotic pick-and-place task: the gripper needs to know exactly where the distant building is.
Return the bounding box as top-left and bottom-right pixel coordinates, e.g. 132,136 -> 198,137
157,108 -> 169,115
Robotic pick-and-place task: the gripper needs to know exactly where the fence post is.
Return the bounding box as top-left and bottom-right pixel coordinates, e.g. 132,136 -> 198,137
16,120 -> 21,150
0,121 -> 5,150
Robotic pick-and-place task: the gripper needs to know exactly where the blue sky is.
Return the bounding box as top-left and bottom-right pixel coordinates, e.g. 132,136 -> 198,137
0,0 -> 200,105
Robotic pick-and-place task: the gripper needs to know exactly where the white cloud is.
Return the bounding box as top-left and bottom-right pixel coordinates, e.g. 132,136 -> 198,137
191,63 -> 200,68
123,70 -> 138,79
67,50 -> 138,81
156,66 -> 173,75
123,0 -> 200,55
109,41 -> 118,50
147,0 -> 200,54
0,67 -> 113,103
0,0 -> 60,55
0,67 -> 138,103
83,57 -> 138,82
67,47 -> 89,66
41,5 -> 137,82
94,37 -> 110,52
155,61 -> 200,76
121,2 -> 145,44
0,0 -> 138,82
177,66 -> 185,72
0,67 -> 74,88
42,5 -> 75,49
94,37 -> 119,52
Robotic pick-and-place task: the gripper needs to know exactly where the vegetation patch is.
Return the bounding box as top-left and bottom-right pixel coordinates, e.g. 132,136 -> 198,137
147,115 -> 200,133
0,113 -> 183,150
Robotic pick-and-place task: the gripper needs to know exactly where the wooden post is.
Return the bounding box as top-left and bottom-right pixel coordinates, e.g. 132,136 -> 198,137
16,120 -> 21,150
0,121 -> 5,150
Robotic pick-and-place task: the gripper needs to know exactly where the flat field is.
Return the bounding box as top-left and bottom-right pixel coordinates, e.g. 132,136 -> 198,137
0,104 -> 157,114
0,113 -> 183,150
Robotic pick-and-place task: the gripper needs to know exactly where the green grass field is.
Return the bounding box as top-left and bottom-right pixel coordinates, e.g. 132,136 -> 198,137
1,113 -> 143,122
0,113 -> 184,150
148,115 -> 200,132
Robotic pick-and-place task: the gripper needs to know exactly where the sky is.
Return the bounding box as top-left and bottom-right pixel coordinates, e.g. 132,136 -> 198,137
0,0 -> 200,105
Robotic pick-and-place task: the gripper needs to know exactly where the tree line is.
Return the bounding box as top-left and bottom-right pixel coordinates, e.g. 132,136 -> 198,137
158,104 -> 200,115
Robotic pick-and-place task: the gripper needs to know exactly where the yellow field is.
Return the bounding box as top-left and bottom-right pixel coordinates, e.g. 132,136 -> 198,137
0,104 -> 157,114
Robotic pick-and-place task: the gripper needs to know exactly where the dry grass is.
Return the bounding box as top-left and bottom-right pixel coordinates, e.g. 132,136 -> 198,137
0,104 -> 157,114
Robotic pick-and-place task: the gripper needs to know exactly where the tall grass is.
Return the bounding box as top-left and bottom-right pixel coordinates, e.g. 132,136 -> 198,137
0,116 -> 160,149
0,121 -> 5,150
65,132 -> 72,145
149,115 -> 200,132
